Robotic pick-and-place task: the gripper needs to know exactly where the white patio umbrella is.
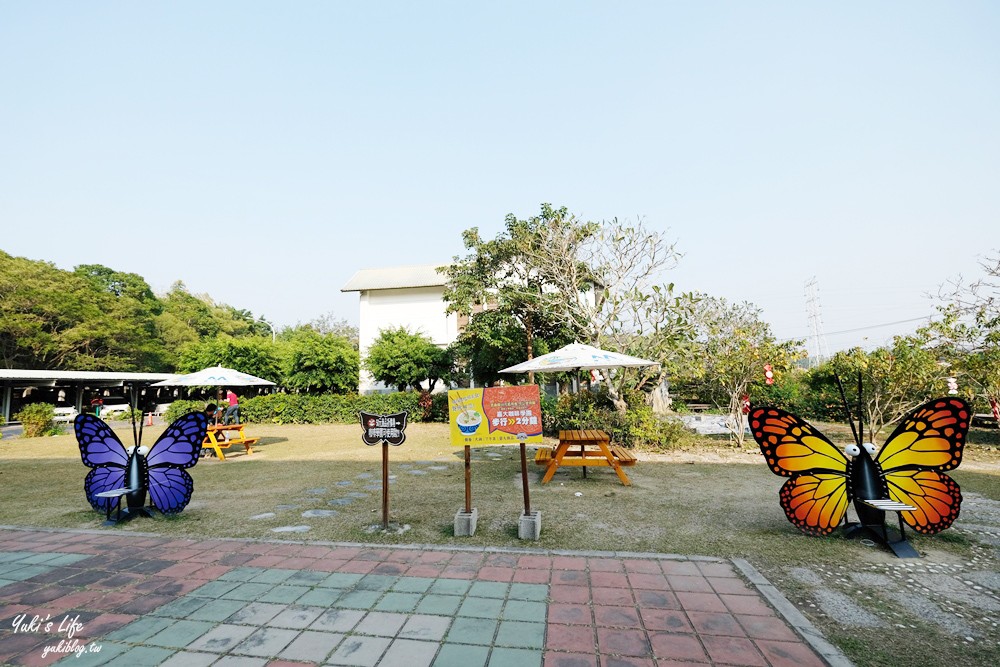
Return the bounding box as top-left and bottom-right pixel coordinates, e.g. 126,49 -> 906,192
499,343 -> 659,375
150,365 -> 276,387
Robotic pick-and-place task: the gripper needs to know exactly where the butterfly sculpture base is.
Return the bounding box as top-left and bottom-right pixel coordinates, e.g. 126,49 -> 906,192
842,519 -> 921,559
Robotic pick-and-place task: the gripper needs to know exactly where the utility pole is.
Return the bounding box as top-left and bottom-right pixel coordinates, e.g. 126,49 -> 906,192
804,277 -> 830,367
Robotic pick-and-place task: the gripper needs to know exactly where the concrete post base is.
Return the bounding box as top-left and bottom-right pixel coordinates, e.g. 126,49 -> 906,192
518,510 -> 542,540
454,508 -> 478,537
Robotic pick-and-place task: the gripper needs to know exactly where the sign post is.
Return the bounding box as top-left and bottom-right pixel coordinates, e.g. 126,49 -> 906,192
449,386 -> 543,539
360,411 -> 408,531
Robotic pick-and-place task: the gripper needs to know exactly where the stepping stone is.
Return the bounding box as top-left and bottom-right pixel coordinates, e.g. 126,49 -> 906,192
428,466 -> 448,470
346,492 -> 369,499
328,498 -> 355,506
302,510 -> 338,518
250,513 -> 276,520
272,525 -> 311,533
335,481 -> 353,487
304,488 -> 327,495
399,464 -> 413,468
356,473 -> 374,479
363,484 -> 383,491
275,505 -> 299,511
408,470 -> 428,475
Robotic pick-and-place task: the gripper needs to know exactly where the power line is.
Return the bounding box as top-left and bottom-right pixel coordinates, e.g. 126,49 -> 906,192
779,315 -> 935,343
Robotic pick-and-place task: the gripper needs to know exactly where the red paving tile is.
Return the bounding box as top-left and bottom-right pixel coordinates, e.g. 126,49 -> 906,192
639,608 -> 694,633
518,555 -> 552,569
591,586 -> 635,606
736,614 -> 800,642
478,566 -> 515,582
720,594 -> 776,616
550,585 -> 592,604
587,557 -> 624,572
697,562 -> 736,578
513,568 -> 550,584
648,632 -> 710,663
755,639 -> 827,667
708,576 -> 754,595
403,564 -> 443,577
548,603 -> 592,625
593,605 -> 641,627
623,559 -> 662,575
247,555 -> 288,568
628,573 -> 670,590
312,559 -> 348,572
701,635 -> 767,666
155,561 -> 209,577
603,657 -> 657,667
552,570 -> 587,586
635,589 -> 681,609
660,560 -> 701,576
676,592 -> 727,613
544,651 -> 599,667
596,627 -> 652,657
546,624 -> 596,652
589,571 -> 629,588
687,611 -> 747,638
438,566 -> 476,579
551,556 -> 587,570
338,560 -> 378,574
115,594 -> 173,615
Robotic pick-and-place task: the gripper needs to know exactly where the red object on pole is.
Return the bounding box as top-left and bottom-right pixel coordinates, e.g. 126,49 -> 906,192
763,364 -> 774,385
741,394 -> 751,415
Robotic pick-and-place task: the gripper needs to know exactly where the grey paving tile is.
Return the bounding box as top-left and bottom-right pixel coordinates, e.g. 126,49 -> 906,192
278,629 -> 343,662
267,605 -> 325,629
213,657 -> 269,667
104,617 -> 175,642
227,602 -> 288,625
53,640 -> 128,667
288,569 -> 332,586
458,596 -> 504,619
468,581 -> 509,599
258,584 -> 311,604
334,590 -> 382,609
416,594 -> 463,616
508,583 -> 549,601
487,647 -> 542,667
501,600 -> 547,623
353,611 -> 408,637
233,626 -> 299,657
296,587 -> 343,607
325,635 -> 391,666
445,617 -> 498,645
150,595 -> 210,618
495,620 -> 545,649
380,638 -> 438,667
145,619 -> 216,648
399,614 -> 451,641
310,608 -> 366,633
188,598 -> 247,622
318,572 -> 363,588
428,579 -> 472,596
223,582 -> 275,601
190,580 -> 240,598
187,624 -> 257,653
391,576 -> 435,593
374,592 -> 421,613
356,574 -> 398,591
248,568 -> 297,584
105,645 -> 176,666
159,651 -> 218,667
432,643 -> 489,667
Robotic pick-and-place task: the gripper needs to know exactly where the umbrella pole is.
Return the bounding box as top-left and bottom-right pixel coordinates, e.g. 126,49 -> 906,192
464,445 -> 472,514
382,442 -> 389,530
520,443 -> 531,516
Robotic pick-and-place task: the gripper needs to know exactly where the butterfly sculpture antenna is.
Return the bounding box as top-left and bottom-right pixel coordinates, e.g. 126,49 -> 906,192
835,373 -> 861,446
857,373 -> 864,445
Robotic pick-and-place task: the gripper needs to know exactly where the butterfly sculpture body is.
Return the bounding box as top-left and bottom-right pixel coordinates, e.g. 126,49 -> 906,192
749,397 -> 969,539
76,412 -> 208,517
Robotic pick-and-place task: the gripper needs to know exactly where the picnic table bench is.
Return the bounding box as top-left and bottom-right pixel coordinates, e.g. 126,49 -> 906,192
534,429 -> 635,486
203,424 -> 258,461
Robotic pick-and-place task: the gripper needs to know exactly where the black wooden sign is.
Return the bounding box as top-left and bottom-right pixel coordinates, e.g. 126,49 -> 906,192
360,412 -> 408,446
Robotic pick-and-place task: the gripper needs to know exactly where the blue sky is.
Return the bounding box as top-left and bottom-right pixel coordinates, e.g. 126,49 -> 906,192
2,2 -> 997,354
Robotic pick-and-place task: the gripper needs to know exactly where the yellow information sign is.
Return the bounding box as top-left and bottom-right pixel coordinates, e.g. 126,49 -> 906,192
449,386 -> 543,447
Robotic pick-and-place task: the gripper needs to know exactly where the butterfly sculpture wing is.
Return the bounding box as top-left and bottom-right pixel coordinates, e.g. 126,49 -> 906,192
750,406 -> 850,536
876,397 -> 969,534
145,412 -> 208,514
76,414 -> 130,512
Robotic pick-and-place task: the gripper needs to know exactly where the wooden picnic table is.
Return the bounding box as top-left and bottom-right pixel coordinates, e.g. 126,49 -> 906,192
203,424 -> 258,461
534,429 -> 635,486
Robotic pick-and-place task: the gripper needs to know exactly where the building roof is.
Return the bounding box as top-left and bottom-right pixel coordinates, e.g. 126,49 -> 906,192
341,264 -> 449,292
0,370 -> 175,386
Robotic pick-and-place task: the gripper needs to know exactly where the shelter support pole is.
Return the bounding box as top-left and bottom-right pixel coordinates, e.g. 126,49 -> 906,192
464,445 -> 472,514
2,385 -> 10,423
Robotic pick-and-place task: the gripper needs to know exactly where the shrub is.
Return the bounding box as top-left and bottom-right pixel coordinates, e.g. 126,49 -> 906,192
14,403 -> 60,437
163,400 -> 205,424
540,389 -> 692,449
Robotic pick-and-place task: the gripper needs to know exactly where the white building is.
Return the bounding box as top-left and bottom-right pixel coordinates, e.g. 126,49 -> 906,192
341,264 -> 461,393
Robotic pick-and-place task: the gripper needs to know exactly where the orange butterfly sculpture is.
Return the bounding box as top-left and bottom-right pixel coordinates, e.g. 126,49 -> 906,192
749,397 -> 969,537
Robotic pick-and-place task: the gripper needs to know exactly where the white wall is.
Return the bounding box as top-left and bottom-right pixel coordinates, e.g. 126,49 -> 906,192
358,286 -> 459,393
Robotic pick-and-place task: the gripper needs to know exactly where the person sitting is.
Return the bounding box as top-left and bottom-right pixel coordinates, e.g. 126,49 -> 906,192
204,403 -> 220,425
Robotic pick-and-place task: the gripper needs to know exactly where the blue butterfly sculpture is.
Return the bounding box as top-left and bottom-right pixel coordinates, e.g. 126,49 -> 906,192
75,412 -> 208,518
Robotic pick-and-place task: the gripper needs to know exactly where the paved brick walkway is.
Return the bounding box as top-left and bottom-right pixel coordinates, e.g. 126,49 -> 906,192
0,528 -> 829,667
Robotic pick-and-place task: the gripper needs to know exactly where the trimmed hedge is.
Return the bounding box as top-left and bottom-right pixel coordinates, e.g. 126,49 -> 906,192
164,392 -> 439,425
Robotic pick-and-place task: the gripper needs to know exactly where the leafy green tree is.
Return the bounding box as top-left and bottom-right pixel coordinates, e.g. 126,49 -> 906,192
684,297 -> 801,446
177,337 -> 282,382
365,327 -> 452,392
283,328 -> 359,393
